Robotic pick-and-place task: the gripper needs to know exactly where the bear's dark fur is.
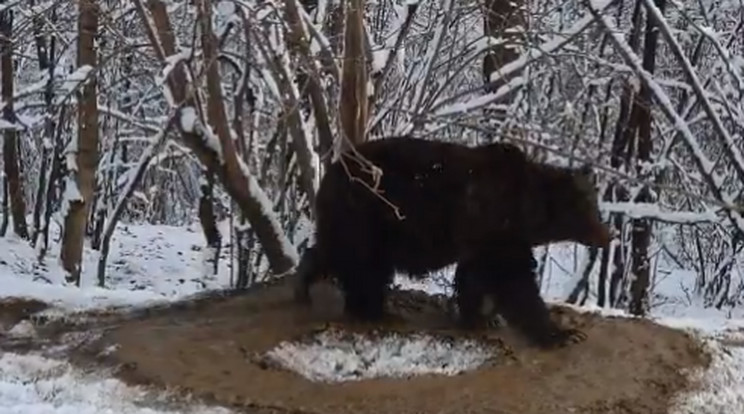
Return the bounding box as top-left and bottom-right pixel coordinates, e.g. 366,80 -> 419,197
294,136 -> 611,348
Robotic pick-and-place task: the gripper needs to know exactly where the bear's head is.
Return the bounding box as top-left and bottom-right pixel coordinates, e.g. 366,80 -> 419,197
542,164 -> 612,248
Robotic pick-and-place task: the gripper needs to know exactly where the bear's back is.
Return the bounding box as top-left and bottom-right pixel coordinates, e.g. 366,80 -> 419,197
313,137 -> 529,274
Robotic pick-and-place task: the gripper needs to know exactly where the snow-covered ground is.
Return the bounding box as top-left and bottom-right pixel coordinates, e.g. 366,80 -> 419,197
265,329 -> 499,383
1,221 -> 744,412
0,353 -> 233,414
0,220 -> 235,312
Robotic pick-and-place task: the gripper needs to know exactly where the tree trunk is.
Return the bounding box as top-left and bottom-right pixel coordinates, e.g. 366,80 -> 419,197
602,0 -> 644,308
566,247 -> 600,304
1,175 -> 8,236
629,0 -> 665,316
198,170 -> 221,276
60,0 -> 100,285
30,1 -> 54,247
338,0 -> 368,151
232,17 -> 256,289
0,4 -> 29,239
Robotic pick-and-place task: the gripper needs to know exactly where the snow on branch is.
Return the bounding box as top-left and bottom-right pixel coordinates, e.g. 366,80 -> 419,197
670,2 -> 744,98
409,0 -> 455,114
585,0 -> 744,235
97,106 -> 161,133
59,65 -> 94,95
237,157 -> 300,265
177,106 -> 223,160
642,0 -> 744,183
599,202 -> 721,224
430,0 -> 616,116
156,48 -> 193,107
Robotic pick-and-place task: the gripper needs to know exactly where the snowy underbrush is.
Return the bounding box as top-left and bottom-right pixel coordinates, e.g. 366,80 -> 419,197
265,329 -> 499,383
0,220 -> 241,313
0,352 -> 231,414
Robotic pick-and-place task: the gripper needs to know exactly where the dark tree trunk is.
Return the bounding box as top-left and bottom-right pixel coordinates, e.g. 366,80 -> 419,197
1,175 -> 8,236
628,0 -> 666,316
1,4 -> 29,239
198,171 -> 222,276
30,1 -> 54,247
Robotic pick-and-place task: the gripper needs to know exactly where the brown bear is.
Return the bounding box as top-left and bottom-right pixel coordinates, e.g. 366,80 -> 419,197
293,136 -> 611,348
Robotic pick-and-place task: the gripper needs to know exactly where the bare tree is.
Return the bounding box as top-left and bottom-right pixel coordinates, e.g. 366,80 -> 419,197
198,169 -> 221,276
338,0 -> 369,149
0,2 -> 29,239
30,2 -> 56,248
59,0 -> 100,285
627,0 -> 666,316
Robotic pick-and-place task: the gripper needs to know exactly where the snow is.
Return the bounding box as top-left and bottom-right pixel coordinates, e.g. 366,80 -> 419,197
599,202 -> 720,224
0,222 -> 235,312
0,353 -> 231,414
670,340 -> 744,414
265,329 -> 497,383
238,158 -> 300,266
174,106 -> 223,160
371,49 -> 388,75
59,65 -> 93,95
178,107 -> 198,134
215,0 -> 236,18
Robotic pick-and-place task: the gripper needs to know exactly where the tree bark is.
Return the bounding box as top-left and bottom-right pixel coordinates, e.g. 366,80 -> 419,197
602,0 -> 644,308
198,170 -> 221,276
338,0 -> 368,151
0,4 -> 29,239
1,175 -> 8,236
60,0 -> 100,285
30,0 -> 53,247
629,0 -> 666,316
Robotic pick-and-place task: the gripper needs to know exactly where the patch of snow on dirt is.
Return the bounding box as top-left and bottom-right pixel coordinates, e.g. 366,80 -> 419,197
265,329 -> 497,383
670,338 -> 744,414
0,352 -> 232,414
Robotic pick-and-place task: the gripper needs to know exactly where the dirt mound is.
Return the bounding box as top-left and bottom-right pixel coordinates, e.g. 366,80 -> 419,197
43,276 -> 710,414
0,297 -> 50,331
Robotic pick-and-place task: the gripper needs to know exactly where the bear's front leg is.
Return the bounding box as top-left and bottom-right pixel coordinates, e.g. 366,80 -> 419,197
336,261 -> 394,322
466,245 -> 586,348
454,262 -> 487,329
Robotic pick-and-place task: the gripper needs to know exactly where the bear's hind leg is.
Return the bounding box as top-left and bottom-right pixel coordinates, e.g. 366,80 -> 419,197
293,246 -> 322,305
468,246 -> 586,348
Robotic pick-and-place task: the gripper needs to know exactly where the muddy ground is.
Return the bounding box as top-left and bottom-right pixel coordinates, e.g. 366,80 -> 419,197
0,276 -> 712,414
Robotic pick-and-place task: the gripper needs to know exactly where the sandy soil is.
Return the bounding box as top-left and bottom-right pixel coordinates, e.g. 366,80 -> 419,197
0,277 -> 711,414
